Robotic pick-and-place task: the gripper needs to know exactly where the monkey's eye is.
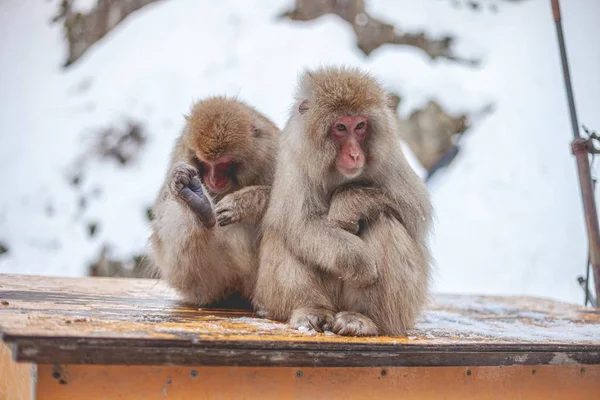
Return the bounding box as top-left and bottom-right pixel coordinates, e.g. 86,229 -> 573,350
355,122 -> 365,130
335,124 -> 347,132
192,155 -> 206,171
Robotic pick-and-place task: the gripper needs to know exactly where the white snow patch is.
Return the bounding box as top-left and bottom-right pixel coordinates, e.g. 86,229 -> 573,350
297,326 -> 318,336
71,0 -> 98,14
414,310 -> 599,343
231,316 -> 289,331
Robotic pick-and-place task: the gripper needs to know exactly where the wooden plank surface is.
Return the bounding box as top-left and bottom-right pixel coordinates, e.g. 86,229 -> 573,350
1,274 -> 599,367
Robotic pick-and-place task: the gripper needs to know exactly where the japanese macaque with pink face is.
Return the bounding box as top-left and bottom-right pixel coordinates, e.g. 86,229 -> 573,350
149,97 -> 279,306
249,66 -> 433,336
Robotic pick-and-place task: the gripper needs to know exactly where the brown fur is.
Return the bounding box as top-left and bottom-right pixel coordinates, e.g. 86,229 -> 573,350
251,66 -> 433,336
148,96 -> 279,305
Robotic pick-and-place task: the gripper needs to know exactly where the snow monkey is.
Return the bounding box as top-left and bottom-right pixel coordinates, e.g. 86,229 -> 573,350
149,96 -> 279,306
222,67 -> 433,336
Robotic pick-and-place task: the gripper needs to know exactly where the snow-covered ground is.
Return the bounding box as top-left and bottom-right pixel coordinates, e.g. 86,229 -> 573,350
0,0 -> 598,305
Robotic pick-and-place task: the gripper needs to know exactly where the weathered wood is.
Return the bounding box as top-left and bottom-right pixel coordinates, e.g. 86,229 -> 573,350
2,342 -> 600,400
0,274 -> 599,367
0,343 -> 36,400
26,361 -> 600,400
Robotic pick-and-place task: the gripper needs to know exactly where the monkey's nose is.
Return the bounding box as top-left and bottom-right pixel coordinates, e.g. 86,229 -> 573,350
349,152 -> 360,161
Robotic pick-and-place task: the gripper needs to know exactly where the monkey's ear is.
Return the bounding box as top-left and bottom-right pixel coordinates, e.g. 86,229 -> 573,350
386,94 -> 401,112
298,100 -> 310,115
251,125 -> 261,137
183,114 -> 190,121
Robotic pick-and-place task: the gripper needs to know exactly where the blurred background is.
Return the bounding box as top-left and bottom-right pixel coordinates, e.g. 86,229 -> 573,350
0,0 -> 598,305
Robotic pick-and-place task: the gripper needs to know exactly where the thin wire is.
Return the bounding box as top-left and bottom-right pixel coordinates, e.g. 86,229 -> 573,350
582,126 -> 599,306
586,149 -> 597,306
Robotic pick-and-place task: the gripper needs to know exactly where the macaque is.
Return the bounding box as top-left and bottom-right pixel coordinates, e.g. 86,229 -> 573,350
250,66 -> 433,336
149,96 -> 279,306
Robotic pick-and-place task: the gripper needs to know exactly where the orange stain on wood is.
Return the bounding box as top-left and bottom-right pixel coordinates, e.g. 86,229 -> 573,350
1,274 -> 598,348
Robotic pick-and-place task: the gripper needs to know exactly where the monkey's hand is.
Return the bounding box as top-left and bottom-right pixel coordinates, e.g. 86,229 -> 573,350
170,162 -> 216,228
338,238 -> 378,287
327,185 -> 374,236
328,185 -> 403,236
214,194 -> 244,227
215,186 -> 270,227
327,210 -> 362,236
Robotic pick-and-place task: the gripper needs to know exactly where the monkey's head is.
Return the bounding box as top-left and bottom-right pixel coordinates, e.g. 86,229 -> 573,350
184,97 -> 277,195
291,66 -> 399,185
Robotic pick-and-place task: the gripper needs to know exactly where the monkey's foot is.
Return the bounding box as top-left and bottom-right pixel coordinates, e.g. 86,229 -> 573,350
170,162 -> 216,227
289,308 -> 334,333
215,194 -> 242,227
255,308 -> 271,319
332,311 -> 379,337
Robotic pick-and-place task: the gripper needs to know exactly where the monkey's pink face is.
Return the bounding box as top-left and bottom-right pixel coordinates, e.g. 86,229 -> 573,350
331,115 -> 368,178
194,155 -> 237,194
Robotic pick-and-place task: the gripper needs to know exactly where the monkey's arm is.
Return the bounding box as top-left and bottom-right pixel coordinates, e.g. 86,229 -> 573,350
281,216 -> 378,286
328,185 -> 403,234
150,163 -> 237,305
215,185 -> 271,226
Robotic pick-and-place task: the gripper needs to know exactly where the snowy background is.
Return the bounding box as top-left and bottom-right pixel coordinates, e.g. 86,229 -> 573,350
0,0 -> 598,305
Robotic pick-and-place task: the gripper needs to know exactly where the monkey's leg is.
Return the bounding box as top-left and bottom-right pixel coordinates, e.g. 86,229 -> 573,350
253,231 -> 337,332
331,311 -> 378,336
342,216 -> 430,335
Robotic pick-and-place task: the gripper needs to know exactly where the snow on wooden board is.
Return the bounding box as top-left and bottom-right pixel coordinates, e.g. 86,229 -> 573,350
0,274 -> 597,345
412,294 -> 599,344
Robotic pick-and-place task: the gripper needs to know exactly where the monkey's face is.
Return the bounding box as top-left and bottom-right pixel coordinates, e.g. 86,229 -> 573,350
330,115 -> 368,179
192,153 -> 239,195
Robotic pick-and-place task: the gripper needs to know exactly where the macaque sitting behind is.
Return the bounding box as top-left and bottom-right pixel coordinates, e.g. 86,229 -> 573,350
149,96 -> 279,306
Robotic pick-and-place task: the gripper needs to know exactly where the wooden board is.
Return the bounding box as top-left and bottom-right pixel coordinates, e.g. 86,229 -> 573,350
30,364 -> 600,400
1,274 -> 599,367
2,343 -> 599,400
0,343 -> 36,400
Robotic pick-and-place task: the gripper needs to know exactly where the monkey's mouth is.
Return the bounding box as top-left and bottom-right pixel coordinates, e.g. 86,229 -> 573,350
204,179 -> 232,194
337,165 -> 363,179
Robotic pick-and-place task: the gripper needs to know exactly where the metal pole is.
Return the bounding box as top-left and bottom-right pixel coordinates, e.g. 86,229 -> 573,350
551,0 -> 600,306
